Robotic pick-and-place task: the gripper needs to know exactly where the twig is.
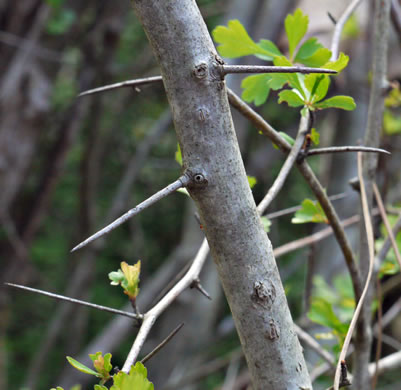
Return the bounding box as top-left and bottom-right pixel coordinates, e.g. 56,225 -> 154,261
78,76 -> 163,97
330,0 -> 364,61
71,175 -> 190,252
221,64 -> 337,75
307,146 -> 390,157
256,111 -> 309,215
333,152 -> 375,390
294,324 -> 335,367
4,283 -> 141,320
376,214 -> 401,264
265,192 -> 347,219
368,350 -> 401,376
373,183 -> 401,269
372,278 -> 383,389
121,238 -> 210,372
140,322 -> 184,364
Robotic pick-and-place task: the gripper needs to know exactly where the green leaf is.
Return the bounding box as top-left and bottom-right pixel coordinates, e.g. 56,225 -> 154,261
175,143 -> 182,166
278,90 -> 305,107
285,9 -> 309,58
247,176 -> 257,189
273,56 -> 305,96
212,20 -> 272,59
121,261 -> 141,299
66,356 -> 101,377
305,74 -> 330,103
308,298 -> 349,339
177,188 -> 190,196
266,74 -> 288,90
314,95 -> 356,111
295,38 -> 331,67
109,270 -> 125,286
89,352 -> 113,378
255,39 -> 282,61
241,74 -> 271,106
322,52 -> 349,73
260,216 -> 271,233
94,385 -> 108,390
111,362 -> 153,390
273,132 -> 295,149
383,110 -> 401,135
310,128 -> 320,145
342,14 -> 360,39
292,199 -> 328,224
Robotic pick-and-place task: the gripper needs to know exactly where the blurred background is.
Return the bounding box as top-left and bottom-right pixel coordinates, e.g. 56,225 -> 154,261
1,0 -> 401,389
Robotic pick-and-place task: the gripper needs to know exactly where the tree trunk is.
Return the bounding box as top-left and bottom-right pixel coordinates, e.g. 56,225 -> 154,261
131,1 -> 311,388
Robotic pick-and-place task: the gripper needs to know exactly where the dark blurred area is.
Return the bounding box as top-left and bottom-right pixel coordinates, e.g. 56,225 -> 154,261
1,0 -> 401,389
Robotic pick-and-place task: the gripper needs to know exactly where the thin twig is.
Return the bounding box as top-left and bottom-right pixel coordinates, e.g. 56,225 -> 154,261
257,111 -> 309,215
71,175 -> 190,252
372,278 -> 383,389
78,76 -> 163,97
140,322 -> 184,364
373,183 -> 401,269
121,238 -> 210,372
333,152 -> 375,390
265,192 -> 347,219
4,283 -> 141,320
330,0 -> 364,61
307,146 -> 390,157
221,64 -> 337,75
376,214 -> 401,264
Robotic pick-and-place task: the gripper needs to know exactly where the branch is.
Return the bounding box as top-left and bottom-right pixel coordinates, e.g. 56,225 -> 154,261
333,153 -> 376,390
78,76 -> 163,97
221,64 -> 337,76
368,350 -> 401,376
121,238 -> 210,372
140,322 -> 184,364
71,175 -> 190,252
306,146 -> 390,157
256,111 -> 309,215
330,0 -> 364,61
228,88 -> 362,300
4,283 -> 141,320
376,214 -> 401,264
373,183 -> 401,269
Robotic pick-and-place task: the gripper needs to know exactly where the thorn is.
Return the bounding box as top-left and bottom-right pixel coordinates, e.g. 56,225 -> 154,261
190,278 -> 212,300
71,175 -> 189,252
140,322 -> 185,364
328,12 -> 337,25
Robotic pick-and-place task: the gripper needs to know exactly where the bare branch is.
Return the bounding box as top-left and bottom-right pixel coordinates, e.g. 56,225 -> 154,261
256,111 -> 309,215
334,153 -> 376,390
368,350 -> 401,376
78,76 -> 163,97
121,238 -> 210,372
330,0 -> 364,61
221,65 -> 337,76
140,322 -> 184,364
4,283 -> 141,320
307,146 -> 390,157
228,89 -> 362,300
71,175 -> 190,252
373,183 -> 401,269
376,214 -> 401,264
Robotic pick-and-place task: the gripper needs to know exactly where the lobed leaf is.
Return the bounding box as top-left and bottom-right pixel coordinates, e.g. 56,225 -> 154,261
241,74 -> 271,106
278,90 -> 305,107
285,9 -> 309,58
291,199 -> 328,224
314,95 -> 356,111
111,362 -> 154,390
295,38 -> 331,67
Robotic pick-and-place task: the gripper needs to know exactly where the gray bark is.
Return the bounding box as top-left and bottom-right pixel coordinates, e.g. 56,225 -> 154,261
131,1 -> 311,388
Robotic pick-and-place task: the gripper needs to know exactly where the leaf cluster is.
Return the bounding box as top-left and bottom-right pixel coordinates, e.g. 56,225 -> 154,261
109,261 -> 141,301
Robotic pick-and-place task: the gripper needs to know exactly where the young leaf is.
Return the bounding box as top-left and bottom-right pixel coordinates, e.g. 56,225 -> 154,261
310,128 -> 320,145
314,95 -> 356,111
278,90 -> 305,107
291,199 -> 328,224
109,270 -> 125,286
273,132 -> 295,150
322,52 -> 349,72
89,352 -> 113,379
260,216 -> 271,233
120,261 -> 141,299
273,56 -> 305,96
111,362 -> 154,390
285,9 -> 309,58
94,386 -> 108,390
307,75 -> 331,103
294,38 -> 331,67
66,356 -> 101,377
248,176 -> 257,189
175,143 -> 182,166
241,74 -> 271,106
266,74 -> 288,90
212,20 -> 272,59
255,39 -> 282,61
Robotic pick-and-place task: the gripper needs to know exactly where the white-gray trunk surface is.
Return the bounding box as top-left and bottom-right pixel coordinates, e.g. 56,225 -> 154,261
131,1 -> 311,388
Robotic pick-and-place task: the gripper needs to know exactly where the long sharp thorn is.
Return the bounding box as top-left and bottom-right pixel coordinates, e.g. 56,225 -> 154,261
71,175 -> 189,252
